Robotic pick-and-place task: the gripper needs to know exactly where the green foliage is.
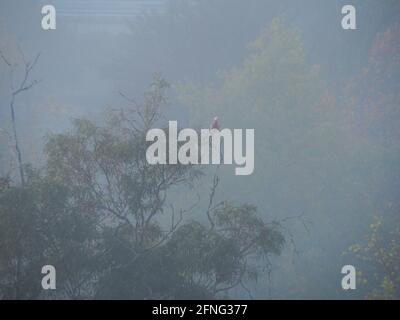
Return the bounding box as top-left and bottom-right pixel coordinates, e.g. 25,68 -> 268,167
0,174 -> 102,299
346,213 -> 400,299
0,78 -> 285,299
177,19 -> 400,299
177,20 -> 339,211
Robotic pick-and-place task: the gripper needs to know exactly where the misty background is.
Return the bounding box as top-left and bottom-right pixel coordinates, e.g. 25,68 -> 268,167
1,0 -> 400,299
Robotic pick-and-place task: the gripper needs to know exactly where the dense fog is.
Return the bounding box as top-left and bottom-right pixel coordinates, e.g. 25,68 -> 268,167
0,0 -> 399,299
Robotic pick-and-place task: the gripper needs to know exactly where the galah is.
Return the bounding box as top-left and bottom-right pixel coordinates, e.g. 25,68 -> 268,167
210,116 -> 220,130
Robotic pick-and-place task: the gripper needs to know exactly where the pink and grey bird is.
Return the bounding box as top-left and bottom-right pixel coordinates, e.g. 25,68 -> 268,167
210,116 -> 220,130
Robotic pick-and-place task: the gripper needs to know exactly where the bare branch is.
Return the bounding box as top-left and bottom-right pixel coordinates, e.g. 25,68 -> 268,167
4,49 -> 42,185
0,49 -> 11,67
206,173 -> 219,230
119,90 -> 139,107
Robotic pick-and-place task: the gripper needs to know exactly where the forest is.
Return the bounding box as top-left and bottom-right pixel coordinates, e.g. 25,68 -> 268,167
0,0 -> 399,299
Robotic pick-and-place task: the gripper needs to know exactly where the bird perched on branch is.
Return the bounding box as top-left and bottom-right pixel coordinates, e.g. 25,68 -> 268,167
210,116 -> 220,130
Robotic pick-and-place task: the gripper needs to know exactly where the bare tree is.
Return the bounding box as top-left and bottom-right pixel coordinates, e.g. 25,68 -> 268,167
0,48 -> 41,185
